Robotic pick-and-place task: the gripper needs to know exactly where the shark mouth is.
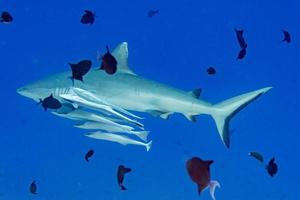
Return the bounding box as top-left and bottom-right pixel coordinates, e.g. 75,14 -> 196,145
52,87 -> 150,150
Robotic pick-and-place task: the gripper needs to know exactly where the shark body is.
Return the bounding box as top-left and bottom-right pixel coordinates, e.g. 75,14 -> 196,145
17,42 -> 272,148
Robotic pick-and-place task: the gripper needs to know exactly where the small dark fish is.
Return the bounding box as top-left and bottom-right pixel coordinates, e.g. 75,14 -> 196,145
117,165 -> 131,190
266,157 -> 278,177
186,157 -> 220,199
69,60 -> 92,84
207,67 -> 216,75
85,149 -> 94,162
30,180 -> 37,194
235,29 -> 247,49
282,30 -> 291,43
80,10 -> 95,24
0,11 -> 13,24
39,94 -> 62,111
100,46 -> 118,75
148,9 -> 159,18
248,152 -> 264,163
237,47 -> 247,60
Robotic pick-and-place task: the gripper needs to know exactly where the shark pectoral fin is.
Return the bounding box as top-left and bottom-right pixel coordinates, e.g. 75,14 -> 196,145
147,110 -> 173,120
188,88 -> 202,99
183,114 -> 197,122
112,42 -> 136,75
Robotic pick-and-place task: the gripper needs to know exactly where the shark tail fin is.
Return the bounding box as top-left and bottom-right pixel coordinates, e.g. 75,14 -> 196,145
210,87 -> 272,148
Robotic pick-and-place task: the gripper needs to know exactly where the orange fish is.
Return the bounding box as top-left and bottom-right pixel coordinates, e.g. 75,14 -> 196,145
186,157 -> 220,200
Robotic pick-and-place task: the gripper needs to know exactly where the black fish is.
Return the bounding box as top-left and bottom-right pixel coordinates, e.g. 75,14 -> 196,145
266,157 -> 278,177
0,11 -> 13,24
148,9 -> 159,18
282,30 -> 291,43
207,67 -> 216,75
100,46 -> 118,75
30,180 -> 37,194
235,29 -> 247,49
85,149 -> 94,162
80,10 -> 95,24
69,60 -> 92,84
248,151 -> 264,163
39,94 -> 62,111
237,47 -> 247,60
117,165 -> 131,190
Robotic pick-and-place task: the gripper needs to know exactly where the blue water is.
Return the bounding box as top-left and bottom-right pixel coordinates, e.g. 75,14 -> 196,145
0,0 -> 299,199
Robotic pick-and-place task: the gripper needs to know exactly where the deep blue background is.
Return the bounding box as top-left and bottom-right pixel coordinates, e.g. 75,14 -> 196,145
0,0 -> 299,199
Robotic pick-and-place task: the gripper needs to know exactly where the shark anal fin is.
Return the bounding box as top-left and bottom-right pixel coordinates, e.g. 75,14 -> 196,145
147,110 -> 173,120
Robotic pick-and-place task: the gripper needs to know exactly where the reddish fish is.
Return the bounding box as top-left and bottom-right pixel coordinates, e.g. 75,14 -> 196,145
117,165 -> 132,190
186,157 -> 220,200
100,45 -> 118,75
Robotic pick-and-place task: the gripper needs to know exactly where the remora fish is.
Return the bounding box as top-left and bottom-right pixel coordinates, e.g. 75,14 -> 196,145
85,131 -> 153,151
53,108 -> 141,128
70,87 -> 142,119
75,121 -> 149,141
59,87 -> 143,127
17,42 -> 272,148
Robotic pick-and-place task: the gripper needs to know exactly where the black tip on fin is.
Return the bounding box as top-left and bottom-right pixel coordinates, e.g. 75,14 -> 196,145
205,160 -> 214,166
191,88 -> 202,98
197,184 -> 202,195
121,185 -> 127,190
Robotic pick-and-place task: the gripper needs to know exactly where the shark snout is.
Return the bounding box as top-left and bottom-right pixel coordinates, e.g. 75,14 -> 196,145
17,86 -> 27,96
17,84 -> 54,101
17,86 -> 34,98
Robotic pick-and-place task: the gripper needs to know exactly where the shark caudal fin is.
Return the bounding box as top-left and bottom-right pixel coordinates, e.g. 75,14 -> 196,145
210,87 -> 272,148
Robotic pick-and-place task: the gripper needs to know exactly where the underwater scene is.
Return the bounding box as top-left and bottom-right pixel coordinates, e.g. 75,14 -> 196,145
0,0 -> 299,199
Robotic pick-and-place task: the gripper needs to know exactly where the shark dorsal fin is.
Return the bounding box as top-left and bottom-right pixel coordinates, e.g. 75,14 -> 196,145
112,42 -> 136,75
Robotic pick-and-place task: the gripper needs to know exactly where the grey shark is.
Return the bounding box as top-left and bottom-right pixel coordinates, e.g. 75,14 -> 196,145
17,42 -> 272,148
